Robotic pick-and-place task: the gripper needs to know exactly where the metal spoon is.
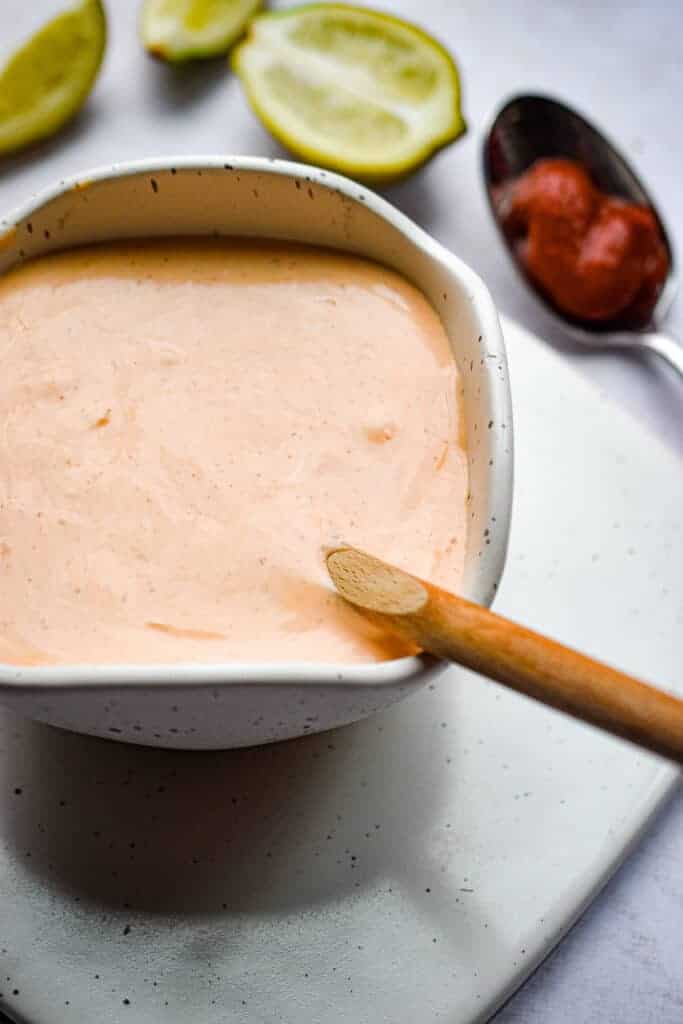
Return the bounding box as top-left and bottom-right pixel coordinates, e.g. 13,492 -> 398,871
483,94 -> 683,379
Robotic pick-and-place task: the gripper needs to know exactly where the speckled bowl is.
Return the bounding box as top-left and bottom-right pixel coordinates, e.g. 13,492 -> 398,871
0,156 -> 513,749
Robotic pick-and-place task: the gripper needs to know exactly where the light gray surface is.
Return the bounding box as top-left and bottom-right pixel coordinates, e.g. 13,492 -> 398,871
0,1 -> 681,1022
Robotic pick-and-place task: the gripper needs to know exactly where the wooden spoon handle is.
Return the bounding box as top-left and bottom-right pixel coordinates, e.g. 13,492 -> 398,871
326,547 -> 683,764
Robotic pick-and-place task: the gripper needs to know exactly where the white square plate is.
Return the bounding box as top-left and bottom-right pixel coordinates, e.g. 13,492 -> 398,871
0,318 -> 679,1023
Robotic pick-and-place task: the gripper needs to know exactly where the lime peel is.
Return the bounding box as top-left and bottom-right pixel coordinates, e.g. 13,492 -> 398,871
0,0 -> 106,157
141,0 -> 263,62
232,3 -> 466,184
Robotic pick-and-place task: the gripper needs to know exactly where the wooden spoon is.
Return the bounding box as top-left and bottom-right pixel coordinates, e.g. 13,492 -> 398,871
326,546 -> 683,763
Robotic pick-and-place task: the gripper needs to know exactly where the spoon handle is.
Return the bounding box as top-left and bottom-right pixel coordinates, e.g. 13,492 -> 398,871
326,547 -> 683,763
638,331 -> 683,379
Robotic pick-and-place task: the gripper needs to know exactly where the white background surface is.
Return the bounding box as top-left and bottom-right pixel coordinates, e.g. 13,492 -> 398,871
0,1 -> 681,1021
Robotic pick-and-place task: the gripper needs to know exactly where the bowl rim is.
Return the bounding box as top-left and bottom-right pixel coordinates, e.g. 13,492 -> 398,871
0,154 -> 513,691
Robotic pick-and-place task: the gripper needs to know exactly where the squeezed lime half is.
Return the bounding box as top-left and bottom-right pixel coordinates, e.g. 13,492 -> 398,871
232,3 -> 465,183
141,0 -> 263,61
0,0 -> 106,157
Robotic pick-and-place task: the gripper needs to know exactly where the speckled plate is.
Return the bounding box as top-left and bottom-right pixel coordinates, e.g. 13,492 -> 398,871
0,319 -> 680,1024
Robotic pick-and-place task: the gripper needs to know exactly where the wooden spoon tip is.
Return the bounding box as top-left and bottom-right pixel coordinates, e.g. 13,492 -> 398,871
326,546 -> 428,615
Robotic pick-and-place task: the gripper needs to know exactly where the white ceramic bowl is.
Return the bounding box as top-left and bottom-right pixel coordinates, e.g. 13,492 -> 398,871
0,156 -> 513,749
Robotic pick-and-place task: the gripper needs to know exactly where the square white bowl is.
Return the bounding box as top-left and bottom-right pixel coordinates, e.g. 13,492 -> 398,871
0,156 -> 513,749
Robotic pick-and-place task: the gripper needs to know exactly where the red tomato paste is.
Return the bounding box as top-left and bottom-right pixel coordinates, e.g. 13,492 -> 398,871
500,158 -> 668,323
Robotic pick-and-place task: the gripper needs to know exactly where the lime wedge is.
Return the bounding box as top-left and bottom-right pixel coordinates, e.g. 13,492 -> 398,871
141,0 -> 263,61
232,3 -> 465,183
0,0 -> 106,157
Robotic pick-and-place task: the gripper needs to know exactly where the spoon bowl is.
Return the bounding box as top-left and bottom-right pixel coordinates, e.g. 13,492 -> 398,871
483,94 -> 683,376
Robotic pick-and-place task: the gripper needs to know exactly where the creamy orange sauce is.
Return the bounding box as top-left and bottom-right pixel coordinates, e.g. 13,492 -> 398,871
0,239 -> 467,665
